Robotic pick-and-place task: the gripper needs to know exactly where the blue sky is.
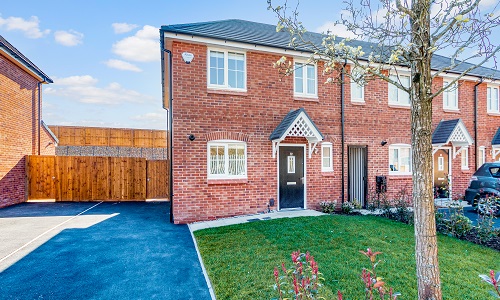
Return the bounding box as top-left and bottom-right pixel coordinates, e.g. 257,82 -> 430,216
1,0 -> 340,130
1,1 -> 498,130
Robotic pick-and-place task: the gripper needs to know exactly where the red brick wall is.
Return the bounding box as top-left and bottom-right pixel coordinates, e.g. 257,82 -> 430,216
169,39 -> 500,223
0,55 -> 50,208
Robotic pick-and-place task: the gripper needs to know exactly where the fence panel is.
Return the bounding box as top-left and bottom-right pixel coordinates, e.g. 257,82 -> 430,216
27,156 -> 56,199
147,160 -> 169,199
26,155 -> 159,201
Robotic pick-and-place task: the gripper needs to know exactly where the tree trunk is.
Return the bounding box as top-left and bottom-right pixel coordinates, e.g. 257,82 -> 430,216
410,0 -> 442,299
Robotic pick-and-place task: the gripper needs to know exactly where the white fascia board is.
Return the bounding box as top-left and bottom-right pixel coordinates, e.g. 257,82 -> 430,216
0,48 -> 46,83
163,32 -> 313,59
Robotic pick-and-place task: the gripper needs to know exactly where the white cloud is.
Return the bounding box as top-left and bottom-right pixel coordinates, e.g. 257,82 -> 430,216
112,25 -> 159,62
53,75 -> 98,86
112,22 -> 138,34
104,59 -> 142,72
54,30 -> 84,46
315,21 -> 359,39
0,15 -> 50,38
131,112 -> 164,121
46,75 -> 152,105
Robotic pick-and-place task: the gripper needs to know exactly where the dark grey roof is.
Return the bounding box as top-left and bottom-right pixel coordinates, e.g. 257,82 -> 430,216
41,121 -> 59,144
432,119 -> 460,144
492,128 -> 500,146
161,19 -> 500,80
269,108 -> 324,141
0,35 -> 52,83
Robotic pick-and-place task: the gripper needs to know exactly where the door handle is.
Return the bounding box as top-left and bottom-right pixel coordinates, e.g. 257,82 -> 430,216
300,177 -> 305,184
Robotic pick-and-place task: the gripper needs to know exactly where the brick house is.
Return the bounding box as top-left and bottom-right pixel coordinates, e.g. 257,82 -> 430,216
0,35 -> 54,208
160,19 -> 500,224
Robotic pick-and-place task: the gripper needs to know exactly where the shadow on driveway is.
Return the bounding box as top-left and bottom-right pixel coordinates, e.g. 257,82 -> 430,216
0,202 -> 211,300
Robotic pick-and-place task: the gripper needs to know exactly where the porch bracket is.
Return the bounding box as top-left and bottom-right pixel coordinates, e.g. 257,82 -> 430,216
452,145 -> 466,159
308,142 -> 318,159
493,147 -> 500,160
272,140 -> 282,158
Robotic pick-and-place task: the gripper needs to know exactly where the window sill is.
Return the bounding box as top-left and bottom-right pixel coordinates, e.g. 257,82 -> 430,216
294,96 -> 319,102
388,173 -> 412,178
461,168 -> 470,171
487,112 -> 500,117
207,178 -> 248,185
321,171 -> 335,176
351,100 -> 365,105
207,88 -> 248,96
388,103 -> 410,109
443,108 -> 460,113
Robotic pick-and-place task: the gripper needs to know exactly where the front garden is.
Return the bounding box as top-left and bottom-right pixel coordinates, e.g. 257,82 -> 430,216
194,214 -> 500,299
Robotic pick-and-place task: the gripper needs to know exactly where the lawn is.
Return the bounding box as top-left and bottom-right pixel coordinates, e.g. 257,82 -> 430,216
194,215 -> 500,299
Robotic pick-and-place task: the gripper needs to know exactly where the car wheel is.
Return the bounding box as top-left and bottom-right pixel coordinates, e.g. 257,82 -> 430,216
477,197 -> 499,216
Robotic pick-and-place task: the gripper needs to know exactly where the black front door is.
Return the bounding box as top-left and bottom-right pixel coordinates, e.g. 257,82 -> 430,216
279,146 -> 305,209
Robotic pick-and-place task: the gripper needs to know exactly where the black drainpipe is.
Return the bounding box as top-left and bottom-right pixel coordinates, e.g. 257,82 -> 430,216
160,30 -> 174,223
341,59 -> 347,204
474,77 -> 483,169
37,82 -> 42,155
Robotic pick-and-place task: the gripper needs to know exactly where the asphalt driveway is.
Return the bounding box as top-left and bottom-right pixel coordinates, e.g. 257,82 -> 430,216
0,201 -> 211,300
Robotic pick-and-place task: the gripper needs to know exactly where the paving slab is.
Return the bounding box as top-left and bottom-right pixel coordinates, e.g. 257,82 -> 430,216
0,201 -> 211,300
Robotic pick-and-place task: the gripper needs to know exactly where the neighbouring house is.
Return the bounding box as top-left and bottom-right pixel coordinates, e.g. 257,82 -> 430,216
0,35 -> 55,208
48,125 -> 168,160
160,19 -> 500,224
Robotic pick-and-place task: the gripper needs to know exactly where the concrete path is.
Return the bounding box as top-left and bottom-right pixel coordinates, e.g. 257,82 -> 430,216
0,202 -> 211,300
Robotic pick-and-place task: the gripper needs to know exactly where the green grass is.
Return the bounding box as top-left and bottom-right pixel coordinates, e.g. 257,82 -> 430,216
194,215 -> 500,299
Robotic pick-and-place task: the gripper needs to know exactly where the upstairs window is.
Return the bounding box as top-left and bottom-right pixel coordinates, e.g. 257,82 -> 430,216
488,86 -> 499,113
389,144 -> 411,175
443,81 -> 458,110
321,142 -> 333,172
294,62 -> 317,97
350,67 -> 365,103
208,49 -> 246,90
388,74 -> 410,106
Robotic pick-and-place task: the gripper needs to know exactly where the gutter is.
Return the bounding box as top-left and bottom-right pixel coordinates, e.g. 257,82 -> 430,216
474,77 -> 483,169
160,30 -> 175,223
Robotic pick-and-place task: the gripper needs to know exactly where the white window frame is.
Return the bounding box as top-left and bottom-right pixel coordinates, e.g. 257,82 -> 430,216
487,85 -> 500,113
443,80 -> 459,110
478,146 -> 486,169
388,74 -> 411,106
461,148 -> 469,170
350,67 -> 365,103
389,144 -> 412,175
207,48 -> 246,91
321,142 -> 333,172
438,156 -> 444,171
294,60 -> 317,98
207,140 -> 247,179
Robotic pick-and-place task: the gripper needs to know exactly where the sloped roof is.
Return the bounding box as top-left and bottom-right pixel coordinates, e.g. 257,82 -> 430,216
161,19 -> 500,80
432,119 -> 473,146
0,35 -> 52,83
492,128 -> 500,146
269,108 -> 323,142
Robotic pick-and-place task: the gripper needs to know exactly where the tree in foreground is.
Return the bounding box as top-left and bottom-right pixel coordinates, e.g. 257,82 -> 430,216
268,0 -> 499,299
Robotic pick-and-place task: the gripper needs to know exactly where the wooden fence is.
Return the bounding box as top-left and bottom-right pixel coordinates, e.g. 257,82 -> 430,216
48,125 -> 167,148
26,156 -> 169,201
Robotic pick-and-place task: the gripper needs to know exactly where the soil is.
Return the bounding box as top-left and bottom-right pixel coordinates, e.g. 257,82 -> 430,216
460,228 -> 500,251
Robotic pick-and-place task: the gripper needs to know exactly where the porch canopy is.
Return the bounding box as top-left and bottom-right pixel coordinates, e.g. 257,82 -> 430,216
492,128 -> 500,159
269,108 -> 324,158
432,119 -> 473,158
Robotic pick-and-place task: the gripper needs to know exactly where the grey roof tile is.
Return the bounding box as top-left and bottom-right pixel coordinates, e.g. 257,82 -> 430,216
269,108 -> 324,141
492,128 -> 500,146
432,119 -> 460,144
0,35 -> 52,83
161,19 -> 500,80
